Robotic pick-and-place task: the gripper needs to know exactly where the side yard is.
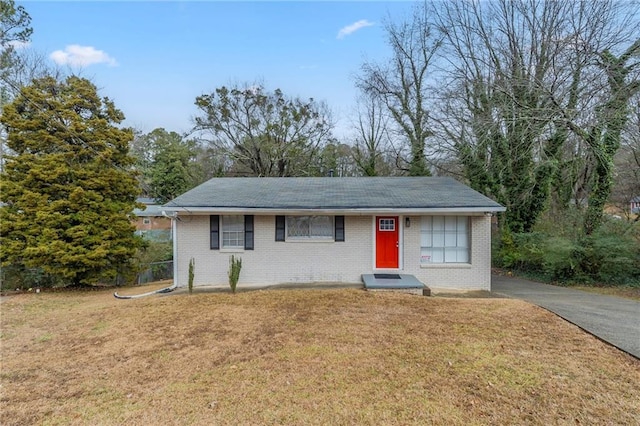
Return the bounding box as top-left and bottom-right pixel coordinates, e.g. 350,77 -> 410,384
1,288 -> 639,425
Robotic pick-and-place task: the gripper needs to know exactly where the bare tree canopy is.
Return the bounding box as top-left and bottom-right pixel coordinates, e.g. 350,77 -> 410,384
357,5 -> 440,176
612,95 -> 640,220
350,92 -> 395,176
193,83 -> 334,177
430,0 -> 639,234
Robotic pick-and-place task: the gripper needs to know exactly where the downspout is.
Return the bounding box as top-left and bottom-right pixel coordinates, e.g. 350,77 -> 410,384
114,211 -> 179,299
171,212 -> 178,288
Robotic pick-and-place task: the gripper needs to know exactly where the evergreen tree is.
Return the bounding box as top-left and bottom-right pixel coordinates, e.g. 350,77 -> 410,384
0,0 -> 32,79
0,75 -> 143,286
149,140 -> 193,203
130,128 -> 200,203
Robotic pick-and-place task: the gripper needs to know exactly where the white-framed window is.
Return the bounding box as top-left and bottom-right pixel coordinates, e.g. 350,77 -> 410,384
420,216 -> 470,263
142,218 -> 151,225
378,218 -> 395,231
286,215 -> 334,240
221,215 -> 244,249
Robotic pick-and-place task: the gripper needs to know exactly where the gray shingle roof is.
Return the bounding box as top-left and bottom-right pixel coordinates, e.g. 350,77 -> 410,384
133,197 -> 164,217
163,177 -> 504,212
133,204 -> 165,217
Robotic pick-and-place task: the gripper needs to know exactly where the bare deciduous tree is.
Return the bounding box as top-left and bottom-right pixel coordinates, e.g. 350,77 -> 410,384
351,92 -> 393,176
567,39 -> 640,234
612,95 -> 640,219
357,6 -> 441,176
193,83 -> 334,177
432,0 -> 639,234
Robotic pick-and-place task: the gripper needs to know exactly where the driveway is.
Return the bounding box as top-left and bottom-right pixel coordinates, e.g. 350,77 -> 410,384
492,275 -> 640,359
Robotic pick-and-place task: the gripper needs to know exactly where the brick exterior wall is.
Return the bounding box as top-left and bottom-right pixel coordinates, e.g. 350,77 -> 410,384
174,214 -> 493,291
403,215 -> 492,291
135,216 -> 171,231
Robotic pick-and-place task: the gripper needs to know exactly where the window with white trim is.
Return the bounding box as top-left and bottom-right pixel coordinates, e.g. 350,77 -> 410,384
221,215 -> 244,249
286,215 -> 334,240
378,218 -> 395,231
420,216 -> 470,263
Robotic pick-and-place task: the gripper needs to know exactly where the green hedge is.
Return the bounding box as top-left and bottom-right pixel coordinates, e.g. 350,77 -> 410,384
495,215 -> 640,285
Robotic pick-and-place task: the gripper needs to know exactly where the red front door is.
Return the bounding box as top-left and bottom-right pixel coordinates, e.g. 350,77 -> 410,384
376,216 -> 399,268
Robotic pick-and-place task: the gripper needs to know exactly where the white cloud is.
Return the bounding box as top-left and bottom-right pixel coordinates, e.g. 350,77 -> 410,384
49,44 -> 117,67
337,19 -> 374,39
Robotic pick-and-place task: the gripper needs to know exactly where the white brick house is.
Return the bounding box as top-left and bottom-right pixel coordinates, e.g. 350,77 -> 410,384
163,177 -> 505,292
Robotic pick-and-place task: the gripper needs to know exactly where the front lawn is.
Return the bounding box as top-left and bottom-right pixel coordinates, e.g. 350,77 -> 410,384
1,287 -> 638,425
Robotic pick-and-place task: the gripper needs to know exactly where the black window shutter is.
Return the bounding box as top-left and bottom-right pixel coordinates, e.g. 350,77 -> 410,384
275,215 -> 285,241
244,215 -> 254,250
210,215 -> 220,250
335,215 -> 345,242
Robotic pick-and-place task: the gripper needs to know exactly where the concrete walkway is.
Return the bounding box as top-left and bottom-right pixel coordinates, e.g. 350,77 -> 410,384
492,275 -> 640,359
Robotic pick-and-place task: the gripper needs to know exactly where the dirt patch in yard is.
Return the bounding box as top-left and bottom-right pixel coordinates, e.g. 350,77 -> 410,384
1,287 -> 638,425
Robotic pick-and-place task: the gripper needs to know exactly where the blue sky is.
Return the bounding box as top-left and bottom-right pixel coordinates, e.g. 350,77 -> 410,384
21,1 -> 416,139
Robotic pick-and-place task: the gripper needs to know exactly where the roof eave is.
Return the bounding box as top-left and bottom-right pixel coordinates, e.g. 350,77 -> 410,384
161,206 -> 506,215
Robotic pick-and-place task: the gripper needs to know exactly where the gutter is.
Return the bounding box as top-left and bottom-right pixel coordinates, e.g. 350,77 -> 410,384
161,206 -> 506,215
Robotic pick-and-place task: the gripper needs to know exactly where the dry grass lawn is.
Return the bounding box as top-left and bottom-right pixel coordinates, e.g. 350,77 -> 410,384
1,286 -> 639,425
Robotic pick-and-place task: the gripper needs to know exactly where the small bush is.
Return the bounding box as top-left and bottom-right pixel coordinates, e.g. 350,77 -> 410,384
540,237 -> 579,281
228,255 -> 242,294
188,258 -> 195,294
495,230 -> 520,269
497,231 -> 546,273
586,221 -> 640,284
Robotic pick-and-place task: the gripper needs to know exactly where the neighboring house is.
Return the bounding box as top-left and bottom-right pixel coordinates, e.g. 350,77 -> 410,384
631,196 -> 640,214
133,197 -> 172,241
162,177 -> 505,292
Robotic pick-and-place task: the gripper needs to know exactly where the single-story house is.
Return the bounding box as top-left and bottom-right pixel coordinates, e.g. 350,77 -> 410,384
133,197 -> 172,242
162,177 -> 505,292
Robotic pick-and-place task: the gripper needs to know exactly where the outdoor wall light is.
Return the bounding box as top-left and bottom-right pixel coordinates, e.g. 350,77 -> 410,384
405,217 -> 411,227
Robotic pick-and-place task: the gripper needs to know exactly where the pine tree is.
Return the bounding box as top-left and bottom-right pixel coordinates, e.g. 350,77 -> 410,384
0,75 -> 143,286
131,128 -> 200,203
